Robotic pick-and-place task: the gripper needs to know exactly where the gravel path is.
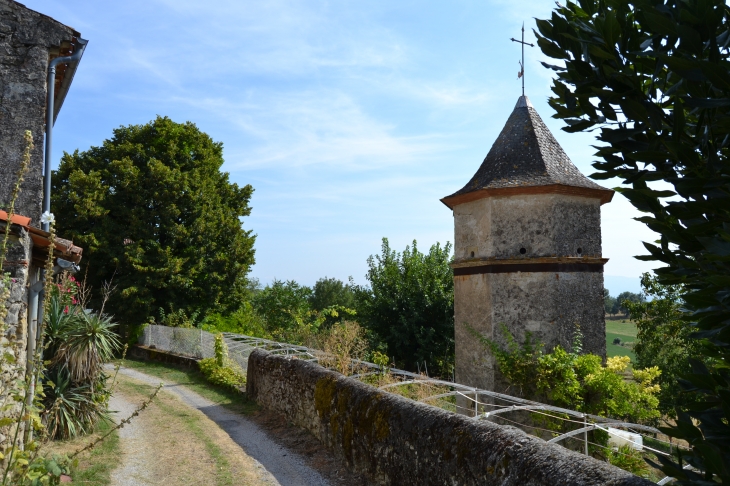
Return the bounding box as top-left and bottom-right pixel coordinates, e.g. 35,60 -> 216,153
109,389 -> 156,485
109,366 -> 331,486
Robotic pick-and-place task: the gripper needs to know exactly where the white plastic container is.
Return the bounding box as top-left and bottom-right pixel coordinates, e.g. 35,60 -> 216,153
608,427 -> 643,451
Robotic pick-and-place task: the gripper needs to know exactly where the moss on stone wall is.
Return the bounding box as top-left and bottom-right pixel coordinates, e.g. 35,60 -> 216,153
247,349 -> 652,486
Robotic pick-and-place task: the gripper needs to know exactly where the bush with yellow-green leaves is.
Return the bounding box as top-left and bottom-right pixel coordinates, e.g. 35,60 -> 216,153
197,334 -> 245,391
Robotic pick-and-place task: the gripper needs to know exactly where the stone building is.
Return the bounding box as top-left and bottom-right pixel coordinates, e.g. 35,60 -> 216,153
441,95 -> 613,393
0,0 -> 84,446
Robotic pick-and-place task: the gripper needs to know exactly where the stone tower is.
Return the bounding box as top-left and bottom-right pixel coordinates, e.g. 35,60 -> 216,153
441,95 -> 613,393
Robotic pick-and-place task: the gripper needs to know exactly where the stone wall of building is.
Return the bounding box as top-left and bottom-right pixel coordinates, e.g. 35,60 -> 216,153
451,192 -> 606,393
453,193 -> 602,260
247,349 -> 652,486
1,0 -> 78,451
454,271 -> 605,393
0,226 -> 32,447
0,0 -> 77,224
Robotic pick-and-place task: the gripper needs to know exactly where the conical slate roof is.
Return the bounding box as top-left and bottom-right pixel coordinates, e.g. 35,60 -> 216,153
441,96 -> 613,208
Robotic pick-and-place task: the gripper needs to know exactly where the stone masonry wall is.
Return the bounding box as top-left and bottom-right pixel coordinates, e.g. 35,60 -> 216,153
453,193 -> 602,261
1,0 -> 77,451
452,192 -> 606,395
247,349 -> 652,486
0,0 -> 77,224
454,270 -> 606,393
0,226 -> 32,446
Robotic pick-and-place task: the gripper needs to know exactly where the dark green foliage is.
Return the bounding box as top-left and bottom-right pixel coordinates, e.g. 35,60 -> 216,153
627,273 -> 702,417
616,291 -> 644,317
251,279 -> 312,341
309,277 -> 355,312
604,288 -> 617,315
536,1 -> 730,482
355,238 -> 454,376
52,116 -> 256,326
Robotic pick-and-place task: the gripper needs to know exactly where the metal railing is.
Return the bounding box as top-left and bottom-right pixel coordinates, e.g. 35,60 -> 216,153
139,325 -> 317,370
140,324 -> 679,483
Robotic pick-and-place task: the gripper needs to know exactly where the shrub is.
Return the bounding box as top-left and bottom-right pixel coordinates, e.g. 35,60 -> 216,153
309,321 -> 368,376
471,324 -> 661,424
355,238 -> 454,376
43,368 -> 109,440
605,445 -> 653,480
198,359 -> 246,391
156,306 -> 201,329
626,273 -> 701,416
197,334 -> 245,391
201,303 -> 269,338
42,291 -> 121,440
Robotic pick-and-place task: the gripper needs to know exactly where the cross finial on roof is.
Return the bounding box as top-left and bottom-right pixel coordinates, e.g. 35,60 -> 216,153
510,23 -> 534,97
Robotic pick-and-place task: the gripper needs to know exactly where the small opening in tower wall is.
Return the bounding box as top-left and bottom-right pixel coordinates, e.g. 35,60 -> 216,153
577,248 -> 582,254
470,251 -> 475,258
520,247 -> 526,254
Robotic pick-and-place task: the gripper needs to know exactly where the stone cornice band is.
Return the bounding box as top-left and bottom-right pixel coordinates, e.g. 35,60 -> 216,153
452,257 -> 608,276
440,184 -> 614,209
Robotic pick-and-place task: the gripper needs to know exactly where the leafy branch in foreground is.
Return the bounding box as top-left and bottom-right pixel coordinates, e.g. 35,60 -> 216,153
70,382 -> 162,460
535,1 -> 730,482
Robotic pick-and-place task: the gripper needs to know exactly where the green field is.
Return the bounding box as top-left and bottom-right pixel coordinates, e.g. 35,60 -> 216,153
605,319 -> 637,362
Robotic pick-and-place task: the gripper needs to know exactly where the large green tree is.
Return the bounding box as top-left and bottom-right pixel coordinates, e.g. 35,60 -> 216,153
355,238 -> 454,376
535,1 -> 730,482
52,116 -> 256,326
616,290 -> 644,317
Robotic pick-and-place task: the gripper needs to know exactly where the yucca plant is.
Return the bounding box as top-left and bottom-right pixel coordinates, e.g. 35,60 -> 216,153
43,292 -> 71,361
41,291 -> 121,439
52,311 -> 121,385
43,368 -> 109,440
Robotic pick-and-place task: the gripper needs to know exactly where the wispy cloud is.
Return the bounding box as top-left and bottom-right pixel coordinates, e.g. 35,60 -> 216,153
175,91 -> 449,171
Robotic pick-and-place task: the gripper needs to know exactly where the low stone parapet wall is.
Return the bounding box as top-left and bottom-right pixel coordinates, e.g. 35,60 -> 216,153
246,349 -> 652,486
130,345 -> 199,368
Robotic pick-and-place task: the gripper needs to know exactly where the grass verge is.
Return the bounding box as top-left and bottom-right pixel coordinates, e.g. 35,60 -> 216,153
114,357 -> 258,416
119,380 -> 234,486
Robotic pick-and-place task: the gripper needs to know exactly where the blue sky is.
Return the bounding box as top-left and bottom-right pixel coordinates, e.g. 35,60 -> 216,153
28,0 -> 658,294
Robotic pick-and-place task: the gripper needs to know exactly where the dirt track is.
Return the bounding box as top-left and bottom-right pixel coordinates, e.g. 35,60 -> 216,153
108,366 -> 332,486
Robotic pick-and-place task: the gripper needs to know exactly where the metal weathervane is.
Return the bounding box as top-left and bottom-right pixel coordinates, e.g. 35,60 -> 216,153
510,23 -> 534,96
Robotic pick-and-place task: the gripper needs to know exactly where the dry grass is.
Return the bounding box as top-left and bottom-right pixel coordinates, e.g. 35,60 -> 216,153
361,371 -> 456,413
308,321 -> 368,376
